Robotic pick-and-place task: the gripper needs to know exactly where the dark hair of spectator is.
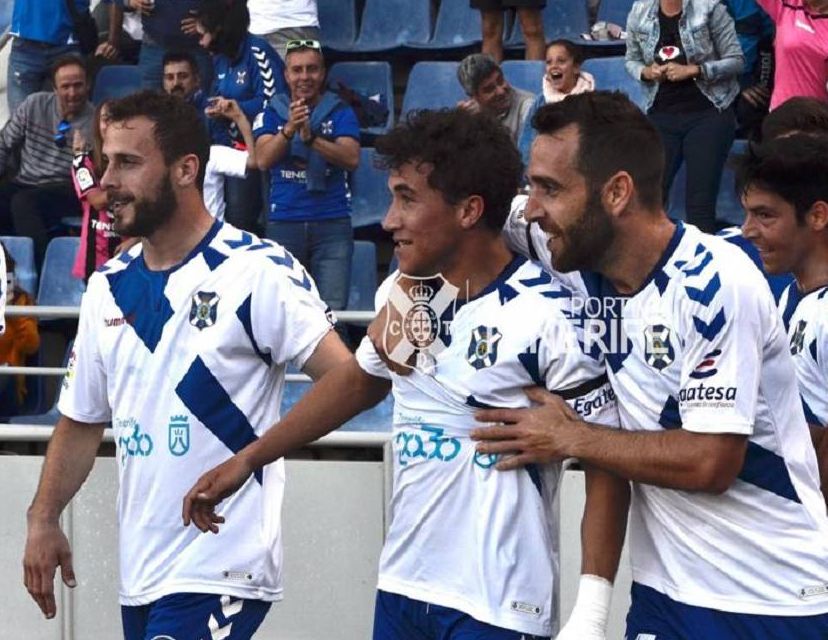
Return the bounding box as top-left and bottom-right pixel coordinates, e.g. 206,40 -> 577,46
375,108 -> 522,232
761,97 -> 828,141
91,101 -> 110,174
532,91 -> 663,210
105,91 -> 210,191
51,54 -> 88,82
162,51 -> 200,77
734,133 -> 828,224
546,39 -> 584,65
194,0 -> 250,60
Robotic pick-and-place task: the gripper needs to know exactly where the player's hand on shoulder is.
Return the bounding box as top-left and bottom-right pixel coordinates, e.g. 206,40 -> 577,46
182,454 -> 255,533
23,519 -> 76,619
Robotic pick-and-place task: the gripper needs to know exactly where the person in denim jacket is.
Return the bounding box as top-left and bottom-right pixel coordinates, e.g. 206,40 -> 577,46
626,0 -> 743,232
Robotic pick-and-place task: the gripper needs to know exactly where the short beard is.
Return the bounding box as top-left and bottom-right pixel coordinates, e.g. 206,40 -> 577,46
114,172 -> 177,238
551,188 -> 616,273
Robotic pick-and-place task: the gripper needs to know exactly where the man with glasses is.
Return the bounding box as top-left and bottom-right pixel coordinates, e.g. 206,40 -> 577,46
254,38 -> 360,319
0,54 -> 94,268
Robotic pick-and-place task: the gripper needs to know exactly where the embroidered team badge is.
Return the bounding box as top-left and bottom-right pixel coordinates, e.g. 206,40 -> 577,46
467,326 -> 502,370
189,291 -> 219,330
236,70 -> 247,85
643,323 -> 675,371
790,320 -> 807,355
168,415 -> 190,456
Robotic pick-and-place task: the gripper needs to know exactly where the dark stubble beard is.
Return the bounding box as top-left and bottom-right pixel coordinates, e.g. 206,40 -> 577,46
114,172 -> 178,238
551,187 -> 616,273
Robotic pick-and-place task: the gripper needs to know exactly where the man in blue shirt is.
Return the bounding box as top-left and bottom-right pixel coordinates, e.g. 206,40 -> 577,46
253,39 -> 360,314
7,0 -> 86,114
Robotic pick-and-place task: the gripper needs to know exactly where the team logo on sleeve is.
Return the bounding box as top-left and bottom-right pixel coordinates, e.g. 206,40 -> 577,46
643,324 -> 674,371
62,348 -> 77,390
467,326 -> 502,370
168,415 -> 190,456
76,167 -> 95,192
190,291 -> 220,330
790,320 -> 807,355
384,274 -> 459,373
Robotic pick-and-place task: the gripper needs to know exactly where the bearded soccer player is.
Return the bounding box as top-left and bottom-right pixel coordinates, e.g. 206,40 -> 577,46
473,92 -> 828,640
22,91 -> 350,639
182,108 -> 621,640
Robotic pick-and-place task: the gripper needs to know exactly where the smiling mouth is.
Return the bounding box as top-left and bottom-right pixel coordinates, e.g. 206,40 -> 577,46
110,197 -> 133,214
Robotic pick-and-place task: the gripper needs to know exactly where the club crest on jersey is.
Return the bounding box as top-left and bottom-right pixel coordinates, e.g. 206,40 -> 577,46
190,291 -> 219,330
790,320 -> 807,355
644,324 -> 674,370
383,274 -> 459,374
236,70 -> 247,85
467,326 -> 502,370
168,415 -> 190,456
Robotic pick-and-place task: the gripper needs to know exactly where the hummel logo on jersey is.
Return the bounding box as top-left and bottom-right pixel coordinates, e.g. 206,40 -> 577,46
467,326 -> 502,369
190,292 -> 219,330
689,349 -> 721,379
644,324 -> 674,370
790,320 -> 807,355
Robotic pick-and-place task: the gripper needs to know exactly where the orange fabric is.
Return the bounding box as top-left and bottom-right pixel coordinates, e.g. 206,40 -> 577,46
0,291 -> 40,404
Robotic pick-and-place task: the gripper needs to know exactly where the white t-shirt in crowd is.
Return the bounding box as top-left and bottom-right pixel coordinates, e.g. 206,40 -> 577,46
248,0 -> 319,35
204,145 -> 248,221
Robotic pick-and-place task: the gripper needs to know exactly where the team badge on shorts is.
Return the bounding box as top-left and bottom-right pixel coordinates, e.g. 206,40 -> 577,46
383,274 -> 459,374
643,324 -> 674,370
190,292 -> 219,330
467,326 -> 502,370
168,415 -> 190,456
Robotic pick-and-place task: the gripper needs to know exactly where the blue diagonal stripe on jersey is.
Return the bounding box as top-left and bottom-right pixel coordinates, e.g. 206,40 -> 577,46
518,339 -> 544,386
525,464 -> 543,495
685,273 -> 721,307
269,251 -> 294,269
737,441 -> 800,504
519,271 -> 552,288
202,245 -> 227,271
176,356 -> 263,484
224,231 -> 254,250
465,394 -> 495,409
692,308 -> 726,342
682,252 -> 713,277
236,295 -> 272,367
606,342 -> 631,373
498,284 -> 520,305
654,271 -> 670,295
106,262 -> 173,353
658,396 -> 682,429
809,338 -> 818,362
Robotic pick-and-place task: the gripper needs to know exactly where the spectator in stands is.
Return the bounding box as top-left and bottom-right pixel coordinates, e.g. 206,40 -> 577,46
472,0 -> 546,62
248,0 -> 320,61
119,0 -> 211,90
457,53 -> 535,145
626,0 -> 744,232
162,50 -> 206,110
93,0 -> 142,65
0,55 -> 94,269
761,96 -> 828,140
0,243 -> 40,418
70,101 -> 122,281
518,40 -> 594,165
254,39 -> 360,315
194,0 -> 285,234
756,0 -> 828,111
6,0 -> 87,114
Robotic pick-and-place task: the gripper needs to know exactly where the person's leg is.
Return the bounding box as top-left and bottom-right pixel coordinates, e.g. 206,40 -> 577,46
682,107 -> 736,233
11,183 -> 82,269
308,217 -> 353,312
142,593 -> 270,640
476,5 -> 506,63
264,26 -> 322,62
648,111 -> 686,215
0,182 -> 26,235
266,219 -> 310,267
224,171 -> 263,235
7,39 -> 50,114
516,7 -> 546,60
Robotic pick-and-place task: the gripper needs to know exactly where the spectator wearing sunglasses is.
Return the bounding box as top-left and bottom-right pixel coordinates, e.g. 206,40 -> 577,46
254,38 -> 360,316
0,55 -> 94,269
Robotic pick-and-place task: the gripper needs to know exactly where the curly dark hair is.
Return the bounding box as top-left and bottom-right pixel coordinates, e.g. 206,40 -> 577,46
105,90 -> 210,191
374,108 -> 523,231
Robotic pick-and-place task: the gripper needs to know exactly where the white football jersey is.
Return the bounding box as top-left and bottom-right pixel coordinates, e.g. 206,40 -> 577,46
356,256 -> 618,637
58,221 -> 333,606
603,222 -> 828,615
779,283 -> 828,428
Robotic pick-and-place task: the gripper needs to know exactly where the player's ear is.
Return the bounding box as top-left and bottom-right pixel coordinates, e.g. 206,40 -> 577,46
806,200 -> 828,233
174,153 -> 200,188
457,194 -> 485,230
601,171 -> 634,218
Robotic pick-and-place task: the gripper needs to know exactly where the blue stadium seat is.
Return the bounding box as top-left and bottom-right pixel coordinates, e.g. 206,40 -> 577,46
92,65 -> 143,106
350,148 -> 391,228
667,140 -> 748,226
501,60 -> 545,95
580,57 -> 647,111
327,62 -> 394,137
348,241 -> 378,311
37,238 -> 85,307
318,0 -> 359,51
401,62 -> 465,116
351,0 -> 432,52
280,380 -> 394,432
506,0 -> 589,47
1,236 -> 38,297
598,0 -> 635,28
9,340 -> 74,425
0,0 -> 12,34
410,0 -> 481,50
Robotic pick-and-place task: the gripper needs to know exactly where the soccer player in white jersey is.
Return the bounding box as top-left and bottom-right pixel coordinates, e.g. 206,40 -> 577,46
182,108 -> 621,640
737,132 -> 828,505
472,92 -> 828,640
22,91 -> 350,639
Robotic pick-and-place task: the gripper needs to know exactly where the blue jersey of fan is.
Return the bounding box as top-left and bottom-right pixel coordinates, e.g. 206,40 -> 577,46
356,255 -> 618,637
58,220 -> 334,606
779,283 -> 828,428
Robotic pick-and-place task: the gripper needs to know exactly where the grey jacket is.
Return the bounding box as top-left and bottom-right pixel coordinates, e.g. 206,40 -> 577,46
625,0 -> 744,112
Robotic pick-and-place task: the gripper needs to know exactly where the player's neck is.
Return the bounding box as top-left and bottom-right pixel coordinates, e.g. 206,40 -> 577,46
600,215 -> 676,295
142,203 -> 216,271
444,236 -> 515,300
793,245 -> 828,294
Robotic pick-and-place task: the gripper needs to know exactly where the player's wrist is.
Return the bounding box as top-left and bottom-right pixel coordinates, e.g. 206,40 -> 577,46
27,505 -> 61,526
566,574 -> 612,632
